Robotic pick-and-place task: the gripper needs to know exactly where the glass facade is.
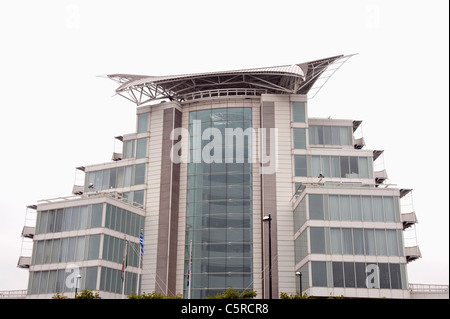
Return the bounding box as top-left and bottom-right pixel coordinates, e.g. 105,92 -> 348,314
84,163 -> 146,192
185,107 -> 252,299
309,125 -> 353,146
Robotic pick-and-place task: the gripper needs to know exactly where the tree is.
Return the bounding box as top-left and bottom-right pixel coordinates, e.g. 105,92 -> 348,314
279,292 -> 309,299
75,289 -> 100,299
127,291 -> 183,299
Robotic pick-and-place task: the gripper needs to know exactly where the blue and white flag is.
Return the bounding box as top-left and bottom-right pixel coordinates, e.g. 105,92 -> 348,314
139,231 -> 144,256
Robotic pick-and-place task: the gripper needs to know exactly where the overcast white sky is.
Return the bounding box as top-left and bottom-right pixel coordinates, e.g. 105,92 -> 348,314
0,0 -> 448,291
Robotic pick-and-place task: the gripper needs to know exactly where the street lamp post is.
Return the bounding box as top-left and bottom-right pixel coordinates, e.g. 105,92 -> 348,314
75,274 -> 82,299
263,214 -> 273,299
296,271 -> 302,296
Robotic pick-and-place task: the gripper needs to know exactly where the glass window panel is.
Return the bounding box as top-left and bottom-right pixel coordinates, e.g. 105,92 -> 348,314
102,169 -> 110,190
379,263 -> 391,289
373,196 -> 384,221
310,227 -> 325,254
312,261 -> 327,287
292,102 -> 305,122
85,267 -> 98,291
331,127 -> 340,145
60,238 -> 68,262
88,234 -> 101,260
362,196 -> 373,221
340,195 -> 351,221
351,196 -> 362,221
386,230 -> 399,256
317,126 -> 324,144
349,157 -> 359,177
38,211 -> 48,235
331,228 -> 342,254
332,262 -> 344,287
43,240 -> 52,264
51,239 -> 61,263
91,204 -> 103,228
70,206 -> 80,231
353,229 -> 364,255
355,262 -> 367,288
340,127 -> 351,145
329,195 -> 340,220
75,236 -> 86,261
39,271 -> 49,294
124,166 -> 133,187
389,264 -> 402,289
309,194 -> 324,220
55,209 -> 63,233
135,164 -> 146,185
311,156 -> 321,178
79,206 -> 88,230
330,156 -> 340,177
323,126 -> 332,144
358,157 -> 369,178
384,197 -> 395,222
295,155 -> 307,177
56,269 -> 65,293
137,113 -> 149,133
109,167 -> 117,189
375,229 -> 387,256
136,138 -> 147,159
123,139 -> 135,159
47,210 -> 55,233
309,126 -> 317,145
364,229 -> 376,255
340,156 -> 350,178
116,167 -> 125,188
293,128 -> 306,149
68,237 -> 77,262
321,156 -> 331,177
342,228 -> 353,255
344,262 -> 356,288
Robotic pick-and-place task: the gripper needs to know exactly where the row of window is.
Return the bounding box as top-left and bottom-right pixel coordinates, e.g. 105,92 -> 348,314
35,203 -> 145,238
36,204 -> 103,235
84,163 -> 146,192
123,138 -> 147,159
294,155 -> 373,179
188,162 -> 252,176
296,227 -> 404,261
309,125 -> 353,146
184,242 -> 252,260
32,234 -> 101,265
28,266 -> 139,296
189,107 -> 252,123
308,261 -> 407,290
104,204 -> 145,238
32,233 -> 142,268
187,186 -> 252,202
294,194 -> 401,231
186,200 -> 252,215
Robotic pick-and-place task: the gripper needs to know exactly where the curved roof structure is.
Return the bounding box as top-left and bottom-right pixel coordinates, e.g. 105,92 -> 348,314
106,54 -> 354,106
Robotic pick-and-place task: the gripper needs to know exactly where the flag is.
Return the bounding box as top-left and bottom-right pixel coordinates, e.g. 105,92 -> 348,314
139,231 -> 144,256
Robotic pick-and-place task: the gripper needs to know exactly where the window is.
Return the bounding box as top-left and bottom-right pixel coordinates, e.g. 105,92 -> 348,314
293,128 -> 306,149
137,113 -> 149,133
310,227 -> 325,254
294,155 -> 308,177
312,261 -> 327,287
309,195 -> 324,220
292,102 -> 306,122
309,125 -> 352,146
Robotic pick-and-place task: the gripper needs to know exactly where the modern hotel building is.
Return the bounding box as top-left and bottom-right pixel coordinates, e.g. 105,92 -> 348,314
18,55 -> 424,299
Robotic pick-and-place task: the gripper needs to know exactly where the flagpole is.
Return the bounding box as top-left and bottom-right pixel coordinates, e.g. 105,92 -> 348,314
187,239 -> 193,300
121,239 -> 128,299
137,229 -> 143,296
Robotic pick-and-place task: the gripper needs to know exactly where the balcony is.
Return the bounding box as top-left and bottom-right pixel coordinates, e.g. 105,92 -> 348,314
401,211 -> 418,230
374,169 -> 388,184
405,246 -> 422,263
21,226 -> 35,239
354,137 -> 365,149
17,256 -> 31,269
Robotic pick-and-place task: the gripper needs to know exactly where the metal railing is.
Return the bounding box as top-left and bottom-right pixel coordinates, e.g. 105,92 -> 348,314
182,88 -> 267,101
409,283 -> 449,293
0,289 -> 27,299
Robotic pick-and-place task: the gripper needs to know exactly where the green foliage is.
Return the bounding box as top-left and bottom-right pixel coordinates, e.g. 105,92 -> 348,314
75,289 -> 100,299
206,287 -> 257,299
279,292 -> 309,299
52,292 -> 68,299
127,291 -> 183,299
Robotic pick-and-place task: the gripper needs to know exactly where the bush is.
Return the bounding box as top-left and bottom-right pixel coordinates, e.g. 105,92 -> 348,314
76,289 -> 100,299
280,292 -> 309,299
127,291 -> 183,299
206,287 -> 257,299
